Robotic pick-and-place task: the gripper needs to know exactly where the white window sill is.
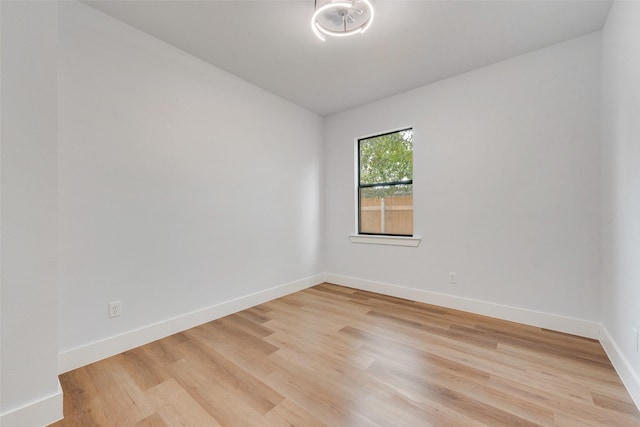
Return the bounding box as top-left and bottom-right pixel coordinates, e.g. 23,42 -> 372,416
349,235 -> 421,247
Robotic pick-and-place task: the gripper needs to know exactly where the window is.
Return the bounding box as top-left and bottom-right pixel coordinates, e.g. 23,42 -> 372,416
358,128 -> 413,236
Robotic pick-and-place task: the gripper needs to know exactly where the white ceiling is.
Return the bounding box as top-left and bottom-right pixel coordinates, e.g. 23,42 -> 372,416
82,0 -> 612,116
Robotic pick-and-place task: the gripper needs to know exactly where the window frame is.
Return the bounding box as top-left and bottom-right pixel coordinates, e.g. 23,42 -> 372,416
357,127 -> 414,238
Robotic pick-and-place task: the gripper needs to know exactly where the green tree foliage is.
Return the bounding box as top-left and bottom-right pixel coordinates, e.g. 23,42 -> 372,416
359,129 -> 413,197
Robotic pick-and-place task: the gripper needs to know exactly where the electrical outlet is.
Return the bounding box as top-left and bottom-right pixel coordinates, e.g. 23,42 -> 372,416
634,328 -> 638,353
449,272 -> 457,284
109,301 -> 122,318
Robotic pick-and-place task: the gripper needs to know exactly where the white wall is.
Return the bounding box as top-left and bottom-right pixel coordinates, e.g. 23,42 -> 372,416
57,2 -> 323,364
0,1 -> 63,425
601,0 -> 640,405
324,34 -> 601,326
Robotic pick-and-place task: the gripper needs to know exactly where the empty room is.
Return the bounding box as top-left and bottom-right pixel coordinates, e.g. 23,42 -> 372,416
1,0 -> 639,425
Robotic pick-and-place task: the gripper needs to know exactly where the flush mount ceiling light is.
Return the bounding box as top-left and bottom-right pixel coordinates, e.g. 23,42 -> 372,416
311,0 -> 374,41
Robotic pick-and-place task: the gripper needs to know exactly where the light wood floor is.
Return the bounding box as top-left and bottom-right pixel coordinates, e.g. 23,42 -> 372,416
52,283 -> 640,426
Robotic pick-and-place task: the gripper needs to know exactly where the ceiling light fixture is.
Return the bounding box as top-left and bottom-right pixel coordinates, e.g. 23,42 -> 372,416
311,0 -> 374,42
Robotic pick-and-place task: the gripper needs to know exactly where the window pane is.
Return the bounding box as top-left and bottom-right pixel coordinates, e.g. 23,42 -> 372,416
360,185 -> 413,236
360,129 -> 413,185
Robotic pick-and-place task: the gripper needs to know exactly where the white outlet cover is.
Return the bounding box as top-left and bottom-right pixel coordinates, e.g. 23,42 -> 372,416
109,301 -> 121,318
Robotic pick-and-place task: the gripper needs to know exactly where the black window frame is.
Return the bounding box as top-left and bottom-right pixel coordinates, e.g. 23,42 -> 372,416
357,127 -> 414,237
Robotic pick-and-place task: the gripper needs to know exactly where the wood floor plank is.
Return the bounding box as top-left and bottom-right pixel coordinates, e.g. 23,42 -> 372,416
178,336 -> 285,415
263,364 -> 379,426
83,357 -> 155,425
262,398 -> 326,427
57,367 -> 113,427
144,378 -> 223,427
184,321 -> 278,378
591,391 -> 640,417
164,357 -> 267,426
141,333 -> 188,367
116,347 -> 170,391
52,284 -> 640,426
489,374 -> 640,427
217,312 -> 275,339
133,413 -> 168,427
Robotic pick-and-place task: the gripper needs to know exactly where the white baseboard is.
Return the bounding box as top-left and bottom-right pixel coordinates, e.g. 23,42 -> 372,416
599,325 -> 640,409
0,380 -> 63,427
58,274 -> 324,374
324,273 -> 601,339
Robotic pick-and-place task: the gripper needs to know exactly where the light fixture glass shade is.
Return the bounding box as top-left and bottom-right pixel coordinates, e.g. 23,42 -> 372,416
311,0 -> 374,41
